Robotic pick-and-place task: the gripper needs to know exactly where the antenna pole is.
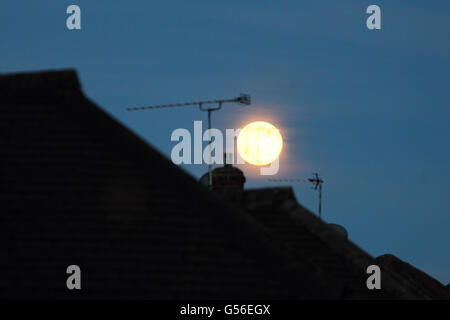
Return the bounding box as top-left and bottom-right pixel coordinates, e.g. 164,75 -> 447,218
318,182 -> 322,219
199,101 -> 222,190
207,107 -> 212,190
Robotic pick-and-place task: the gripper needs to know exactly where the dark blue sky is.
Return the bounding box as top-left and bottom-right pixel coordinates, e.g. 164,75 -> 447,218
2,1 -> 449,284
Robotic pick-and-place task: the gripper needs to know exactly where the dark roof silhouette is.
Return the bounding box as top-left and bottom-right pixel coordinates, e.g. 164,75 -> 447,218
0,69 -> 448,299
375,254 -> 450,299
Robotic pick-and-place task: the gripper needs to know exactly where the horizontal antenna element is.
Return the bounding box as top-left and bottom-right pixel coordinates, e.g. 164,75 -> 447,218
126,94 -> 250,111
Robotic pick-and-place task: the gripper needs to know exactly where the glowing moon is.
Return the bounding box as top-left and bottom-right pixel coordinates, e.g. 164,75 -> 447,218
237,121 -> 283,166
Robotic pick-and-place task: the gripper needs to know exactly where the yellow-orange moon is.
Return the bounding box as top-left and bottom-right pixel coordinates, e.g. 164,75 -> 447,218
237,121 -> 283,166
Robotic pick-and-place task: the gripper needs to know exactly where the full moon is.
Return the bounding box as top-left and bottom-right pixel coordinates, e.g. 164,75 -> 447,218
237,121 -> 283,166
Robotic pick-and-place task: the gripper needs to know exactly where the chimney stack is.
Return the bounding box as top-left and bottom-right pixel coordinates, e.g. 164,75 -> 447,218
199,153 -> 246,201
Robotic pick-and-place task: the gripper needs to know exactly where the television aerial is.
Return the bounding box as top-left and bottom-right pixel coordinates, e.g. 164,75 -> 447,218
308,172 -> 324,219
127,94 -> 251,189
268,172 -> 324,219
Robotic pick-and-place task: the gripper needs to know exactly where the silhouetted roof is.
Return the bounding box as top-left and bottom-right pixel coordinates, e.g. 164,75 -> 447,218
376,254 -> 450,299
0,70 -> 447,299
242,188 -> 450,299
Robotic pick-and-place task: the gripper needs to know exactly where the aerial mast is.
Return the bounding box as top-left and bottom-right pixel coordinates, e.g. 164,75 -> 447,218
308,173 -> 324,219
127,94 -> 251,189
269,173 -> 324,219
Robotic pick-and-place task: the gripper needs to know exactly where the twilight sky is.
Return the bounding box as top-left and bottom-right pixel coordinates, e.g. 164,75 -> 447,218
1,0 -> 449,284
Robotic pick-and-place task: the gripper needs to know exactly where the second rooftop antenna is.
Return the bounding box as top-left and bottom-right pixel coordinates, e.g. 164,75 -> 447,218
308,173 -> 324,219
268,173 -> 324,219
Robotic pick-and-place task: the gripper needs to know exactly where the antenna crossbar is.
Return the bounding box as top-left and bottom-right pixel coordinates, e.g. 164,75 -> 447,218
127,94 -> 250,111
